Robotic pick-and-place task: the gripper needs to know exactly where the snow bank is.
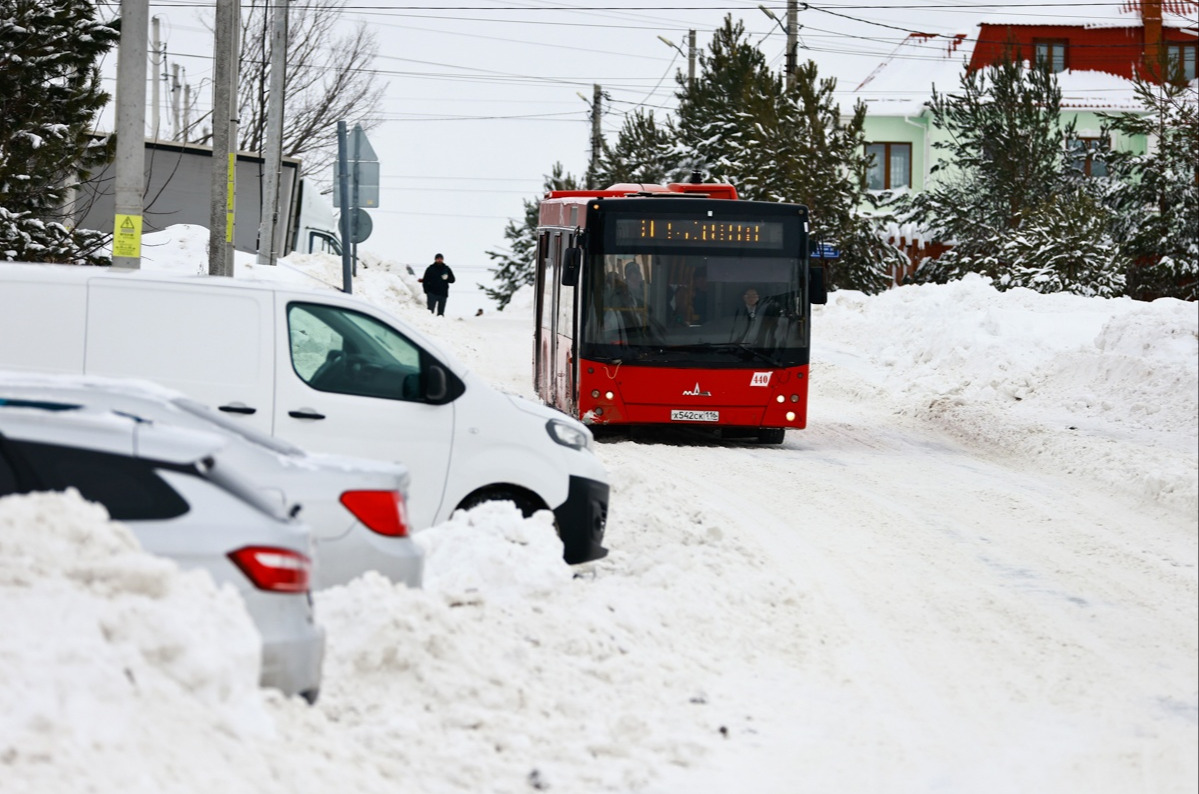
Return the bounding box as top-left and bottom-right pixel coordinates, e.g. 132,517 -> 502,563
816,274 -> 1198,513
0,490 -> 273,790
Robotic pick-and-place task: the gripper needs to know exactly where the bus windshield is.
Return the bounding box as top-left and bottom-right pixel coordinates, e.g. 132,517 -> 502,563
581,251 -> 809,367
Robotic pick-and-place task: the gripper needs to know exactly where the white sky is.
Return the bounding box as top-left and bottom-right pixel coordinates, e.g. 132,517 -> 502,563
94,0 -> 1164,306
1,225 -> 1196,792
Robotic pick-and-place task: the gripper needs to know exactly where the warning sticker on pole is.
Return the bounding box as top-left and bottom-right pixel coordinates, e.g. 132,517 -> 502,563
225,153 -> 236,243
113,213 -> 142,259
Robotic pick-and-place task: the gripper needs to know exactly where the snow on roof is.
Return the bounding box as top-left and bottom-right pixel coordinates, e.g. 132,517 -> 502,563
847,9 -> 1176,116
852,55 -> 1144,115
976,0 -> 1198,30
850,33 -> 975,115
1056,69 -> 1147,110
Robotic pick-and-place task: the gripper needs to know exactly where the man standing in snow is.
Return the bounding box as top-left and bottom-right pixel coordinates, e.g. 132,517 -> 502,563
419,253 -> 456,316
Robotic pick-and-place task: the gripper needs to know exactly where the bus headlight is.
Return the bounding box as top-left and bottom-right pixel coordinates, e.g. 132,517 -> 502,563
546,419 -> 592,450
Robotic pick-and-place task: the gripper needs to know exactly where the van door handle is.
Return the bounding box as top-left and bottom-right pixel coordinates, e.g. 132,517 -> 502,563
288,409 -> 326,420
218,404 -> 257,415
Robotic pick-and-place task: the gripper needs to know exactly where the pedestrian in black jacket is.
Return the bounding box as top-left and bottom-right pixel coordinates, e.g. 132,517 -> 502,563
419,253 -> 456,316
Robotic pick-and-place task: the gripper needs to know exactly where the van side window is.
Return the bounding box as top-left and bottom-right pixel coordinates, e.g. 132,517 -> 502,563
287,302 -> 425,401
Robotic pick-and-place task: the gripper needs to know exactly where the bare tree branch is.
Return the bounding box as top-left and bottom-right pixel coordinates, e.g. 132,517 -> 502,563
235,0 -> 386,178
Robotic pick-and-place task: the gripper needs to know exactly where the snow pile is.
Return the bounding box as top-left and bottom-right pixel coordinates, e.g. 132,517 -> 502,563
416,500 -> 572,603
816,274 -> 1198,512
312,488 -> 803,794
0,490 -> 272,790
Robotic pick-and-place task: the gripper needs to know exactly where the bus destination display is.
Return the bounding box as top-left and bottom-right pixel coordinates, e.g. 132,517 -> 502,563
614,217 -> 786,249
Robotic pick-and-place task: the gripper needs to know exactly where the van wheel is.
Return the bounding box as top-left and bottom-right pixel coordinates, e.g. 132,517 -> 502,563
458,487 -> 544,518
757,428 -> 785,444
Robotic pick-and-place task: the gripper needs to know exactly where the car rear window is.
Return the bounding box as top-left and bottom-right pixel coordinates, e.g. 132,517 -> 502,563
13,440 -> 190,520
0,444 -> 18,494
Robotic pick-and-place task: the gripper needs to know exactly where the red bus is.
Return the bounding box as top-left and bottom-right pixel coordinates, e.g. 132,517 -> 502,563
533,181 -> 827,444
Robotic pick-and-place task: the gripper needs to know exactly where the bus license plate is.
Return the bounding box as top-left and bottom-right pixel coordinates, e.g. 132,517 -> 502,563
671,409 -> 719,422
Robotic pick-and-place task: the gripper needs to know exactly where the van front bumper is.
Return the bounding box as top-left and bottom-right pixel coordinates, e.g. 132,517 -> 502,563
554,475 -> 609,565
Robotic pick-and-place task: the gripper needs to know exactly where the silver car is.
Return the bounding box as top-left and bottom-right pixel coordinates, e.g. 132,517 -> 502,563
0,398 -> 325,701
0,373 -> 424,589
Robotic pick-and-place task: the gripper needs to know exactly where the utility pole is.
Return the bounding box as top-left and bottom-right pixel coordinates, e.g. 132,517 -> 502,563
256,0 -> 288,266
208,0 -> 238,276
687,29 -> 696,89
183,79 -> 192,141
589,83 -> 602,189
112,0 -> 148,270
150,16 -> 161,139
658,34 -> 696,90
785,0 -> 798,88
170,63 -> 182,140
761,3 -> 800,88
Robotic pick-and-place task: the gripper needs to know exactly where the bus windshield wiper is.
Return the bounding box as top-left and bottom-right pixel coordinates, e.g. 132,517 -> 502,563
702,343 -> 785,368
622,347 -> 669,362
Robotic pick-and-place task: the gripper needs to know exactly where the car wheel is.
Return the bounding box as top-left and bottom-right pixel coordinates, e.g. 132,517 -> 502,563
458,487 -> 544,518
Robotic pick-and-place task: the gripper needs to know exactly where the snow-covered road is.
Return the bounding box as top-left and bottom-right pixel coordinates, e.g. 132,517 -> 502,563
433,274 -> 1197,793
622,360 -> 1196,792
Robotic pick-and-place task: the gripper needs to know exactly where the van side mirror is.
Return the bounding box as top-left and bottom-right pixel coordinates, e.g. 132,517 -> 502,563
425,364 -> 448,402
810,266 -> 828,305
561,247 -> 581,287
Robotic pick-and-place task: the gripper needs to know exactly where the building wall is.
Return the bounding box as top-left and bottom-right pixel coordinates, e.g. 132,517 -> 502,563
860,116 -> 931,192
74,140 -> 300,255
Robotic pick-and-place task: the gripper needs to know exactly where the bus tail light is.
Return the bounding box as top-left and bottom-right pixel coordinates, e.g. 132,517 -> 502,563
228,546 -> 312,592
339,490 -> 410,537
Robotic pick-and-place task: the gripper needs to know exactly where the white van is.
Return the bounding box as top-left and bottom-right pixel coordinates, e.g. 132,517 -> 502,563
0,263 -> 609,564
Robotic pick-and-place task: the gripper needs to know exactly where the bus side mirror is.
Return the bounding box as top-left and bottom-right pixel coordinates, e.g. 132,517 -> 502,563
810,266 -> 828,305
562,247 -> 581,287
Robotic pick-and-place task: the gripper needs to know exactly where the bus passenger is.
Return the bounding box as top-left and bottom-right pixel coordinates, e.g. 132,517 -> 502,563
689,270 -> 710,324
624,260 -> 646,308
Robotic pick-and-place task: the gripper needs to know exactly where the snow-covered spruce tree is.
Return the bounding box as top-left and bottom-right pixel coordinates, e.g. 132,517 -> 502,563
668,16 -> 779,186
593,109 -> 680,188
906,59 -> 1126,295
668,23 -> 897,293
988,189 -> 1128,296
1099,77 -> 1199,300
763,61 -> 898,294
0,0 -> 118,264
483,163 -> 582,310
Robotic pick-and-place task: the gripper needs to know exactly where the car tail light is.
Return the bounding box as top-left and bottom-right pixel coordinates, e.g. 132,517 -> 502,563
339,490 -> 409,537
228,546 -> 312,593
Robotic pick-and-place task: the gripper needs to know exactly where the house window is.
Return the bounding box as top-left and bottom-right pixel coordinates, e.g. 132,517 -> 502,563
865,142 -> 912,190
1070,137 -> 1108,178
1034,39 -> 1068,73
1166,44 -> 1196,82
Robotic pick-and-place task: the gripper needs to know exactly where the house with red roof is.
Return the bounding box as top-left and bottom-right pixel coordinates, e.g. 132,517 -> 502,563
970,0 -> 1197,82
850,0 -> 1196,274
